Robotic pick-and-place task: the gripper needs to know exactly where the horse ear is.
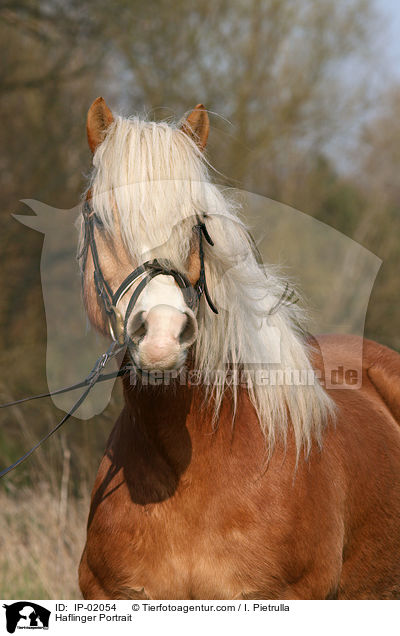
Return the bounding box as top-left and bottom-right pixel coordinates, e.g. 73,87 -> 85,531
180,104 -> 209,151
87,97 -> 114,153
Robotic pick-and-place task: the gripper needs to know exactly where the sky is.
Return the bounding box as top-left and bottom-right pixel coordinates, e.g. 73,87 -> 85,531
379,0 -> 400,78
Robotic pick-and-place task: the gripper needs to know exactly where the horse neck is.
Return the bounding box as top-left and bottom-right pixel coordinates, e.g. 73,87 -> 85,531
121,373 -> 195,432
120,369 -> 197,464
116,372 -> 209,502
115,365 -> 269,504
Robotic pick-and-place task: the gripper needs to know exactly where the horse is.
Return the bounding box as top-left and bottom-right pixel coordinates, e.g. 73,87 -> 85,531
78,97 -> 400,600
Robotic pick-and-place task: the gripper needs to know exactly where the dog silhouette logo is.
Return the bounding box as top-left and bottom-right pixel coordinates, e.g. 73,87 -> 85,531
3,602 -> 50,633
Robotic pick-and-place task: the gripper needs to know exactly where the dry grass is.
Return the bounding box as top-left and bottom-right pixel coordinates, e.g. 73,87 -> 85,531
0,481 -> 90,599
0,365 -> 121,599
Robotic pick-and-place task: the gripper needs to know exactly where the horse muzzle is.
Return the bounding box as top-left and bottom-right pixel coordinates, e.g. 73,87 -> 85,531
128,304 -> 198,371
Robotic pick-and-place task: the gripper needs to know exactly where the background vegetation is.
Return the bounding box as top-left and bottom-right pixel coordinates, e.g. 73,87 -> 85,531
0,0 -> 398,597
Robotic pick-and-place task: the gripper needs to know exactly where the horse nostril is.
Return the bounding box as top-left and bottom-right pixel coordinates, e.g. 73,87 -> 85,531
179,311 -> 198,346
129,310 -> 147,344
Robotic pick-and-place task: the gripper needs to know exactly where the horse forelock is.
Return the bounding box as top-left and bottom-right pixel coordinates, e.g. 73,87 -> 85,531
81,113 -> 335,456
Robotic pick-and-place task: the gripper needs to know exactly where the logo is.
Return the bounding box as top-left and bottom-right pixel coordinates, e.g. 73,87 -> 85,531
3,603 -> 50,633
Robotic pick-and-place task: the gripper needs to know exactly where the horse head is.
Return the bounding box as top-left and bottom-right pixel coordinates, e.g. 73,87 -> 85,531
81,97 -> 211,371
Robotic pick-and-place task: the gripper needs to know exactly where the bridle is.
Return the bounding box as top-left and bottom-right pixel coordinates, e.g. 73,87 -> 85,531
0,201 -> 218,479
80,200 -> 218,346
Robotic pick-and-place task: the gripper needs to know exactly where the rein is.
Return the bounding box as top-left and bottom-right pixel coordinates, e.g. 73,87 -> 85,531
0,203 -> 217,478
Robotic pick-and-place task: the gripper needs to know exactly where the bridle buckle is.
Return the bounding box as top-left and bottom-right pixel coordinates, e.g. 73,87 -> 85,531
108,306 -> 125,345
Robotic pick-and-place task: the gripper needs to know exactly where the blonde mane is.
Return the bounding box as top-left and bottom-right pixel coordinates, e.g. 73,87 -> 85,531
86,114 -> 335,456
